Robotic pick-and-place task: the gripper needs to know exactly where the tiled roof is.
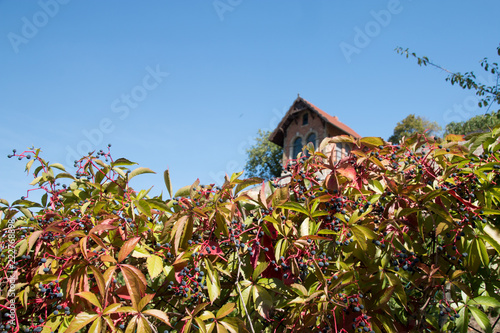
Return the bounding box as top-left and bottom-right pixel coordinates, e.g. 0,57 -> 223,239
269,96 -> 361,146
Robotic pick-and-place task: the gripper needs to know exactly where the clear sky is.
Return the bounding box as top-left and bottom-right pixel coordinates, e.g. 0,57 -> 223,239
1,0 -> 499,204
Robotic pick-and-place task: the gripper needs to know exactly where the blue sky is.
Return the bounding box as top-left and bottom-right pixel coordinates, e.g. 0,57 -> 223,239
1,0 -> 499,204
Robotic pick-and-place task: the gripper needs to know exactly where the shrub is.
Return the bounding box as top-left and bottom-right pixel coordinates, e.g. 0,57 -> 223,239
1,130 -> 500,333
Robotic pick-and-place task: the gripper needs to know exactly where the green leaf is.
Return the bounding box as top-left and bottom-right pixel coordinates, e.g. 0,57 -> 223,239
198,310 -> 215,321
386,272 -> 407,308
194,317 -> 207,333
49,163 -> 66,171
237,285 -> 252,315
469,307 -> 491,333
173,215 -> 193,252
31,274 -> 58,285
174,185 -> 191,198
137,294 -> 155,312
19,207 -> 33,219
30,176 -> 43,186
213,212 -> 228,238
146,255 -> 163,279
235,177 -> 263,195
129,167 -> 155,179
482,223 -> 500,253
312,260 -> 326,286
290,283 -> 308,297
115,306 -> 138,314
135,199 -> 152,218
64,312 -> 99,333
252,285 -> 273,320
478,208 -> 500,215
456,306 -> 469,333
470,296 -> 500,308
354,225 -> 377,239
220,318 -> 241,333
317,229 -> 337,235
426,202 -> 453,223
350,225 -> 367,251
76,292 -> 102,310
164,169 -> 173,198
112,158 -> 138,167
216,323 -> 228,333
25,159 -> 34,173
258,278 -> 288,294
274,239 -> 287,264
476,238 -> 490,266
41,315 -> 62,333
87,316 -> 102,333
372,286 -> 395,308
360,137 -> 384,147
103,303 -> 122,315
190,178 -> 200,200
278,202 -> 308,215
192,302 -> 209,316
58,313 -> 72,333
252,262 -> 269,281
216,302 -> 235,319
204,258 -> 221,304
125,315 -> 138,333
28,231 -> 43,255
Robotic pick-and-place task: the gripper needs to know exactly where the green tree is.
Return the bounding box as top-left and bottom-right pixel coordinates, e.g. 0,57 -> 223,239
445,110 -> 500,136
388,113 -> 441,143
244,129 -> 283,179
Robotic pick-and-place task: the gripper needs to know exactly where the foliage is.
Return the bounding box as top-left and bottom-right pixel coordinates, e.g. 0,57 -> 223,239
2,128 -> 500,332
445,110 -> 500,136
396,43 -> 500,142
244,129 -> 283,180
388,114 -> 441,143
396,44 -> 500,112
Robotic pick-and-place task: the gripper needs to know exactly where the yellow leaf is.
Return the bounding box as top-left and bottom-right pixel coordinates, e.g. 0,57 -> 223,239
64,312 -> 99,333
146,255 -> 163,279
76,292 -> 102,310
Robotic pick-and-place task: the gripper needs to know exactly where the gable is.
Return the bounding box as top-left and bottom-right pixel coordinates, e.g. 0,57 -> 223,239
269,97 -> 360,147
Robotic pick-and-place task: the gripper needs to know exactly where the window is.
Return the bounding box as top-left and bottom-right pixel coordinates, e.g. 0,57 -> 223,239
292,137 -> 302,158
344,144 -> 351,156
306,133 -> 316,149
335,143 -> 342,162
302,113 -> 308,125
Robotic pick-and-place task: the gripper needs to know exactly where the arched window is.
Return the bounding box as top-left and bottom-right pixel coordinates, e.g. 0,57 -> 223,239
335,143 -> 343,162
292,137 -> 302,158
306,133 -> 316,149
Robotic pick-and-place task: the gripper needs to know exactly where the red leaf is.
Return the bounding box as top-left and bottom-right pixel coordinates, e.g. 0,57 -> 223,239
117,236 -> 141,263
250,245 -> 261,268
199,241 -> 223,256
259,181 -> 268,209
336,166 -> 357,182
324,173 -> 339,192
90,223 -> 118,234
115,286 -> 132,300
120,265 -> 144,309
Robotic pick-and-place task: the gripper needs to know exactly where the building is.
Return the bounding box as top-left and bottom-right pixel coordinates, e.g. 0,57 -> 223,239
269,96 -> 361,164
